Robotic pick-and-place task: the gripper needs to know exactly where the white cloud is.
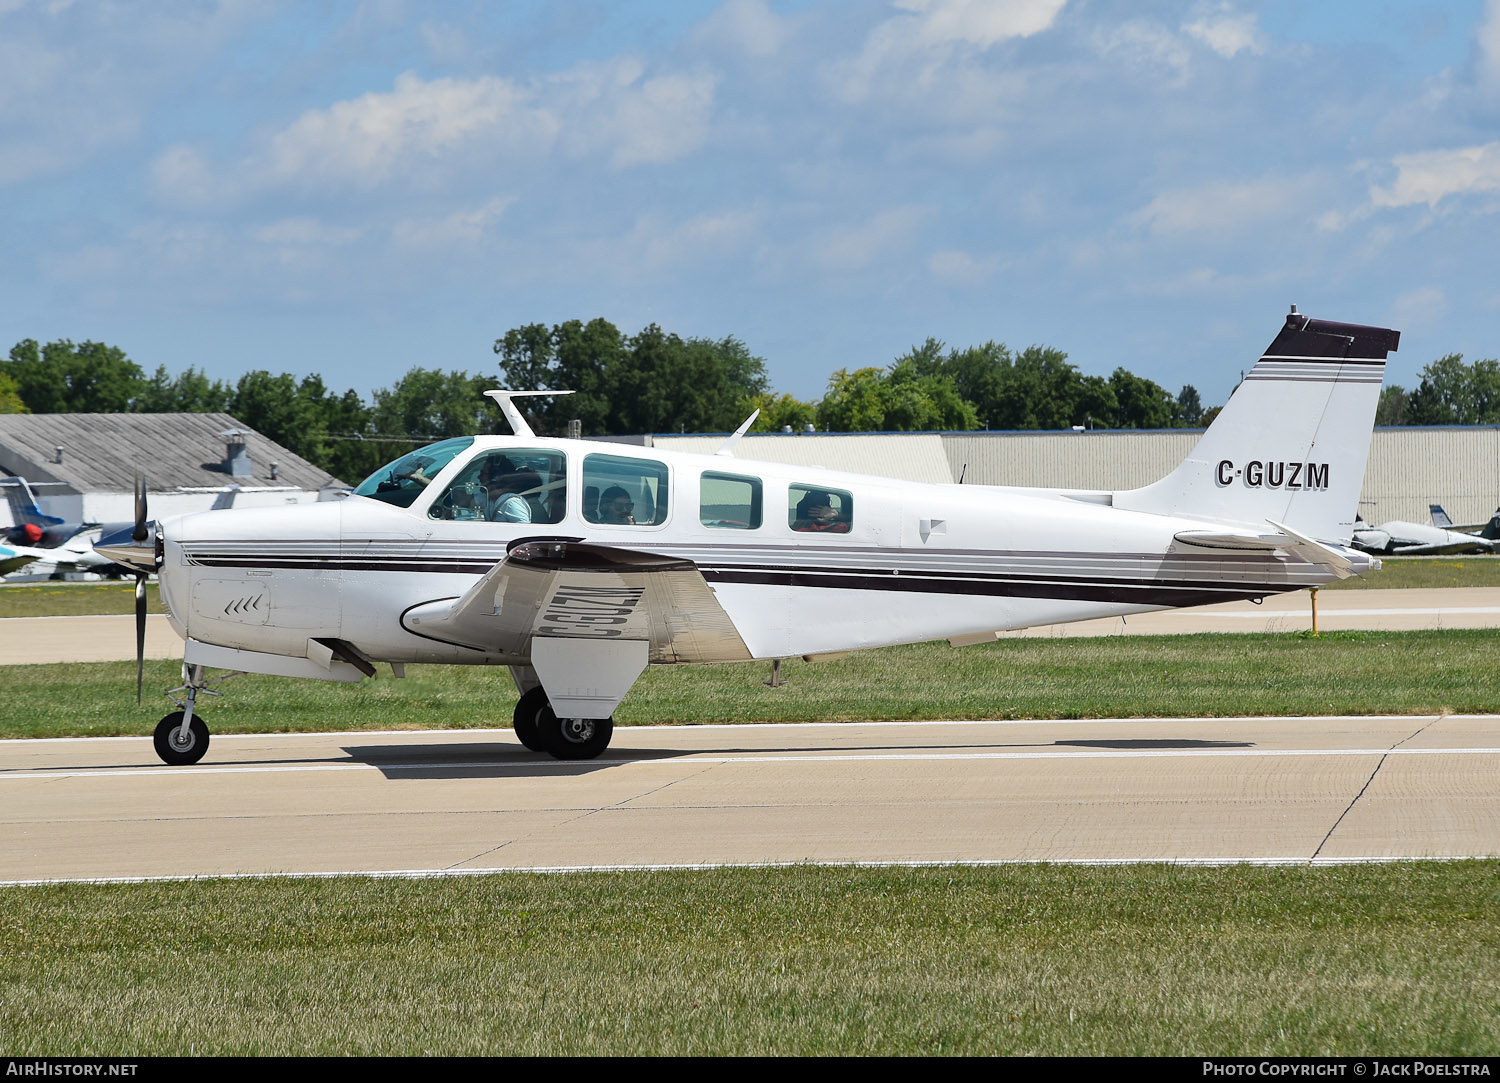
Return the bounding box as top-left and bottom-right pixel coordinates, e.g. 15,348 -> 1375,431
1370,142 -> 1500,208
831,0 -> 1064,104
927,249 -> 994,284
253,218 -> 366,247
1130,175 -> 1313,237
689,0 -> 790,58
1091,19 -> 1192,77
1478,0 -> 1500,97
1182,4 -> 1265,59
391,197 -> 514,250
812,206 -> 930,272
263,72 -> 535,188
895,0 -> 1064,49
1389,286 -> 1448,329
635,208 -> 761,270
152,61 -> 716,204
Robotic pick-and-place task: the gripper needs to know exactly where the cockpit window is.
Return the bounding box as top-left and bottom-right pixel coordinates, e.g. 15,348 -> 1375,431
789,484 -> 852,533
583,453 -> 669,526
352,438 -> 473,509
700,471 -> 762,529
429,449 -> 567,523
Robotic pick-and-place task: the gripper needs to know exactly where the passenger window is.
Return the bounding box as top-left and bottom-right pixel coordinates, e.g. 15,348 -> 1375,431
789,485 -> 852,533
583,453 -> 669,526
429,449 -> 567,524
700,472 -> 762,530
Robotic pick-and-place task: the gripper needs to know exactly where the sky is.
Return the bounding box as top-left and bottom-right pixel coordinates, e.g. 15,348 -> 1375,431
4,0 -> 1500,416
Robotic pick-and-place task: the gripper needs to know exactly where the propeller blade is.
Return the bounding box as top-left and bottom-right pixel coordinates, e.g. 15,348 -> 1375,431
135,573 -> 146,705
132,473 -> 148,544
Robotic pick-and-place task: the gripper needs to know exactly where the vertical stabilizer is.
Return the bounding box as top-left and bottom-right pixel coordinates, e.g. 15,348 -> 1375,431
1114,308 -> 1399,543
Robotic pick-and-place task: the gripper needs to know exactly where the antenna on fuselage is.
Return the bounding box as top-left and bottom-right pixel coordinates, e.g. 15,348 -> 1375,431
482,389 -> 576,439
715,409 -> 761,457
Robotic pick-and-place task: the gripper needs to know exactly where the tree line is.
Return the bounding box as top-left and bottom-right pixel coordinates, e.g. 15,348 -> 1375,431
3,325 -> 1494,482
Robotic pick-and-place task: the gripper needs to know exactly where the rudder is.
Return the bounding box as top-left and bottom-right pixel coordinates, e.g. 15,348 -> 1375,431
1115,307 -> 1399,543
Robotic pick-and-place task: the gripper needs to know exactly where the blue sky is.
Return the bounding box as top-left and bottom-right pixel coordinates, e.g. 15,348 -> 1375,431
4,0 -> 1499,415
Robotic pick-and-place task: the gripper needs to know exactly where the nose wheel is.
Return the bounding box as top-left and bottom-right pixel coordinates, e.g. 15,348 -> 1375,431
154,711 -> 209,766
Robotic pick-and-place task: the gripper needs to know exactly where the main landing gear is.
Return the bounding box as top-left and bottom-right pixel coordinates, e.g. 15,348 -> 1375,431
512,686 -> 614,760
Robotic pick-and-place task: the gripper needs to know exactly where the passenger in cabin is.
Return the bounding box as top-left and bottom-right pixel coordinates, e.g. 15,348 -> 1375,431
545,485 -> 568,524
792,490 -> 850,533
599,486 -> 636,525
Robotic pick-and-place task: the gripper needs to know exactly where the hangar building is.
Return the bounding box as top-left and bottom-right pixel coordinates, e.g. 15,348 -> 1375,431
0,413 -> 347,529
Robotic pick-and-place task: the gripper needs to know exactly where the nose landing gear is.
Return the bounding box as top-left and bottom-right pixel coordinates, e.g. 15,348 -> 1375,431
152,664 -> 242,766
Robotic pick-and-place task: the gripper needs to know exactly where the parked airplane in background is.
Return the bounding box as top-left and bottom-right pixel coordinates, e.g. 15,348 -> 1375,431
100,306 -> 1399,767
1429,504 -> 1500,538
1350,507 -> 1500,556
0,477 -> 130,578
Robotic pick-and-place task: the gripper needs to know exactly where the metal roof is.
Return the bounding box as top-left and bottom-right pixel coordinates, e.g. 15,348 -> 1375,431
0,413 -> 344,494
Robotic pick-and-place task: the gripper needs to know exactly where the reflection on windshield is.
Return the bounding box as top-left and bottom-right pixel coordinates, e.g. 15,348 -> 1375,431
352,438 -> 474,509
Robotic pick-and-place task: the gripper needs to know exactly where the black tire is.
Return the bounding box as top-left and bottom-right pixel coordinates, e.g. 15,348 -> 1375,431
512,686 -> 549,752
539,705 -> 613,761
154,711 -> 209,766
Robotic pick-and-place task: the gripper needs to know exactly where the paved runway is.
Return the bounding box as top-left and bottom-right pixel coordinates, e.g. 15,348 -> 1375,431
4,588 -> 1500,666
2,715 -> 1496,884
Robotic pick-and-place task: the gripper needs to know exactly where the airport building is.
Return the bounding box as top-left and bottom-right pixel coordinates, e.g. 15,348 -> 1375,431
0,412 -> 347,529
652,427 -> 1500,528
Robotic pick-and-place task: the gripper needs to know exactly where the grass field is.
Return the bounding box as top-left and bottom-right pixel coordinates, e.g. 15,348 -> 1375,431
2,628 -> 1499,740
2,863 -> 1495,1056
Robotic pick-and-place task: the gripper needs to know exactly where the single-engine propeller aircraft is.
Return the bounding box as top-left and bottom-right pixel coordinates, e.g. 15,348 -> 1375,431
98,306 -> 1399,766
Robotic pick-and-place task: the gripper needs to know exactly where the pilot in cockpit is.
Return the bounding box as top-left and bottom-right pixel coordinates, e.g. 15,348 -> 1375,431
482,458 -> 540,523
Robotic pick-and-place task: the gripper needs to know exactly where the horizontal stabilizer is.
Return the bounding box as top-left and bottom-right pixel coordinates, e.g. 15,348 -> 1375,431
1172,529 -> 1284,551
1176,521 -> 1372,580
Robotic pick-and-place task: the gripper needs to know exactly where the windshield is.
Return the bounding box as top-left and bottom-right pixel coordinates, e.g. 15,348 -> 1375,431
352,438 -> 474,509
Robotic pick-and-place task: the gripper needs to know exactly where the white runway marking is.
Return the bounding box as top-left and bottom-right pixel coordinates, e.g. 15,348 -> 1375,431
2,854 -> 1493,889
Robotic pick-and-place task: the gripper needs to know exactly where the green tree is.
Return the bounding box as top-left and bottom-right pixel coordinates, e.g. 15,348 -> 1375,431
493,319 -> 769,435
748,392 -> 819,433
1405,354 -> 1500,425
1375,386 -> 1409,426
1175,385 -> 1203,427
134,365 -> 232,413
5,339 -> 145,412
1109,368 -> 1176,429
815,362 -> 978,432
0,371 -> 26,414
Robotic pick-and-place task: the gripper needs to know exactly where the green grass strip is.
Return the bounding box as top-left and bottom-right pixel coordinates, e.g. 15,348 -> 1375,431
2,863 -> 1495,1056
1,630 -> 1498,740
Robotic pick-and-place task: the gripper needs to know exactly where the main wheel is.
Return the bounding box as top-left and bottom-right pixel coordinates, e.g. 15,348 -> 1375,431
512,686 -> 549,752
539,706 -> 613,761
154,711 -> 209,766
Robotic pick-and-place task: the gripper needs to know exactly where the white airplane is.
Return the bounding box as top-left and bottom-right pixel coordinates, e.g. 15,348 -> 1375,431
1351,507 -> 1500,556
1429,503 -> 1500,538
0,531 -> 120,581
99,306 -> 1398,767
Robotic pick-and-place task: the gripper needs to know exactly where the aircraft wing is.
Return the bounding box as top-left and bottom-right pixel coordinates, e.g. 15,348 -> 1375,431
1388,537 -> 1498,556
401,538 -> 753,664
0,551 -> 40,577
